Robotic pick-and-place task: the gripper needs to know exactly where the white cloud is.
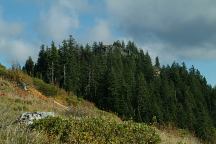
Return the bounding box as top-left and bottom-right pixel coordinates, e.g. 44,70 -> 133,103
0,10 -> 23,38
178,44 -> 216,60
39,0 -> 91,43
106,0 -> 216,60
137,42 -> 178,65
40,5 -> 79,42
0,8 -> 35,66
58,0 -> 90,12
138,41 -> 216,65
106,0 -> 216,32
87,20 -> 113,44
0,38 -> 35,64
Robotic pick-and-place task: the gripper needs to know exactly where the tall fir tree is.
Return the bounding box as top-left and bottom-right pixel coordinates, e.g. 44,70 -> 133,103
23,56 -> 34,76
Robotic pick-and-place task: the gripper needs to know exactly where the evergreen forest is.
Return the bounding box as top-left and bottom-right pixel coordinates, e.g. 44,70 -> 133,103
23,35 -> 216,142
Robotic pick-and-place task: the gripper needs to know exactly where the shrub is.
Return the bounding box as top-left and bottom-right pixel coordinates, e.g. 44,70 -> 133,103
0,64 -> 6,76
30,116 -> 161,144
29,117 -> 71,142
33,78 -> 57,96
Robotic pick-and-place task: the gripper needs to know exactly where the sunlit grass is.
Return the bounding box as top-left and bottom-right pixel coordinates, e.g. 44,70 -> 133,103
0,73 -> 203,144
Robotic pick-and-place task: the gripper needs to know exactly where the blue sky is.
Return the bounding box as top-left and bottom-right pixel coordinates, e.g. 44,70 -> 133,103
0,0 -> 216,86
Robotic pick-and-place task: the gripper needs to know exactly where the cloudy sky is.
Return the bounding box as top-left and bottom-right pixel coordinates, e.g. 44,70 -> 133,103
0,0 -> 216,85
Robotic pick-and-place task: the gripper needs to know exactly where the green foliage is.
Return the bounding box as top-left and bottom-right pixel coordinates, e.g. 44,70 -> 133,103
30,116 -> 161,144
33,78 -> 57,96
29,117 -> 71,142
23,56 -> 34,76
0,64 -> 6,75
0,69 -> 207,144
24,35 -> 216,142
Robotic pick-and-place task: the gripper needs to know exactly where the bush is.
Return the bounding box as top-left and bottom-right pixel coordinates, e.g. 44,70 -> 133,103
33,78 -> 58,96
29,117 -> 71,142
30,117 -> 161,144
0,64 -> 6,76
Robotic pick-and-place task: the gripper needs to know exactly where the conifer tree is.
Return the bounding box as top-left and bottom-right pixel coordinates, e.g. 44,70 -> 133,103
36,45 -> 49,81
155,56 -> 160,68
24,56 -> 34,76
135,73 -> 150,122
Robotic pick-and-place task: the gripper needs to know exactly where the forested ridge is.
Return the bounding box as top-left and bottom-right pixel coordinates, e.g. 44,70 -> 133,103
23,35 -> 216,142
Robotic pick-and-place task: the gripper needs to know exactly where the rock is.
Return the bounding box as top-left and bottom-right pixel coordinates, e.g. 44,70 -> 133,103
16,112 -> 55,125
19,82 -> 28,91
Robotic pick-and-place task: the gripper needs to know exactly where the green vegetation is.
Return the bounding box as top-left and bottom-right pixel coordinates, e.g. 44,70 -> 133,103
0,73 -> 203,143
30,116 -> 160,143
23,36 -> 216,143
0,65 -> 61,97
33,78 -> 58,96
0,77 -> 161,144
0,85 -> 58,144
0,64 -> 6,74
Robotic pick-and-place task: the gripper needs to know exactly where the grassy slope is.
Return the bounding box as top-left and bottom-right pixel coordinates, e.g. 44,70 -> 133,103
0,70 -> 202,144
157,127 -> 202,144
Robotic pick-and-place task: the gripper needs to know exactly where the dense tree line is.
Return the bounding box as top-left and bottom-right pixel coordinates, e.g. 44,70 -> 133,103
23,36 -> 216,142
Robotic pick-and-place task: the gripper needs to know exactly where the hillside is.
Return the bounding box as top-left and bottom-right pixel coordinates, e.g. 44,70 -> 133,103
0,67 -> 202,143
22,36 -> 216,143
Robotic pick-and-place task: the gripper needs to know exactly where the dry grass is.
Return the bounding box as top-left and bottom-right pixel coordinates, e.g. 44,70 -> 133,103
155,126 -> 202,144
0,78 -> 69,144
0,77 -> 203,144
0,125 -> 49,144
